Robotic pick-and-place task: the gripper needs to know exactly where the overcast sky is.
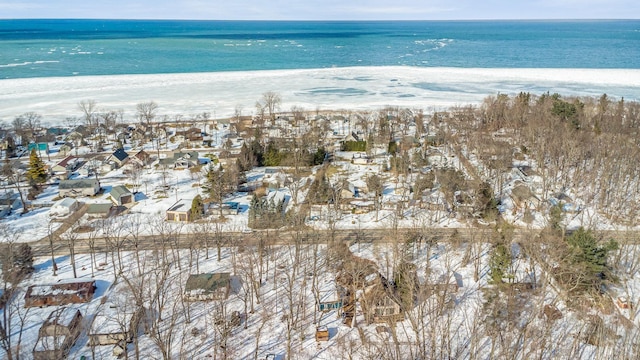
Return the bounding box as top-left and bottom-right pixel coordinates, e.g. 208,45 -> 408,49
0,0 -> 638,20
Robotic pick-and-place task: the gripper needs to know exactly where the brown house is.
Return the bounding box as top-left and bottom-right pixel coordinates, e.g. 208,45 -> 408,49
33,307 -> 83,360
130,149 -> 151,167
362,274 -> 404,324
25,281 -> 97,308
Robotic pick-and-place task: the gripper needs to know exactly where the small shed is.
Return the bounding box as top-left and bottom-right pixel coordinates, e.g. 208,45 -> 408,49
184,273 -> 231,301
109,185 -> 134,206
315,326 -> 329,342
50,198 -> 79,217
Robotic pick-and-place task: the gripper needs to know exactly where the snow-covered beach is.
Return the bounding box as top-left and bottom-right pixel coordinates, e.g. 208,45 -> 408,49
2,66 -> 640,124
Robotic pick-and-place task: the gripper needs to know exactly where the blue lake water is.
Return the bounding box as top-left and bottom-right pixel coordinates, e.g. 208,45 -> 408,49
1,19 -> 639,79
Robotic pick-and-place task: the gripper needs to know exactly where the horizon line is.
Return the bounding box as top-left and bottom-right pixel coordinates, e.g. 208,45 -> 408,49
1,17 -> 639,22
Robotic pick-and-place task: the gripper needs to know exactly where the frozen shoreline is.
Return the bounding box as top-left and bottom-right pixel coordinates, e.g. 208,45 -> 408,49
2,66 -> 640,124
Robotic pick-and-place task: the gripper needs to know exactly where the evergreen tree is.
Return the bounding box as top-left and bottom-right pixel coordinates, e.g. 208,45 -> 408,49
202,164 -> 235,217
489,243 -> 512,284
14,243 -> 34,275
566,227 -> 618,279
190,195 -> 204,221
26,148 -> 47,187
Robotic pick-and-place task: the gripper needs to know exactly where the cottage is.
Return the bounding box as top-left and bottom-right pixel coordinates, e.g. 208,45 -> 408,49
362,275 -> 404,324
176,127 -> 204,147
166,199 -> 193,222
50,197 -> 79,217
51,155 -> 79,177
130,149 -> 151,167
107,148 -> 129,168
33,308 -> 83,360
89,305 -> 137,346
24,280 -> 97,307
157,151 -> 200,169
109,185 -> 134,206
184,273 -> 231,301
0,190 -> 23,219
59,178 -> 100,197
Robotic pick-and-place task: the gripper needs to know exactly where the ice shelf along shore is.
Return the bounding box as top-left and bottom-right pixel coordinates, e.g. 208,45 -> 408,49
2,66 -> 640,125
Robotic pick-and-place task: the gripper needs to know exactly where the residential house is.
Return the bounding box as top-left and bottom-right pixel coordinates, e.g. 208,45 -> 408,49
107,148 -> 129,168
86,203 -> 117,219
266,189 -> 289,214
166,199 -> 194,222
46,127 -> 69,137
511,183 -> 541,210
130,149 -> 151,168
109,185 -> 134,206
51,155 -> 79,179
59,178 -> 100,197
158,151 -> 200,169
24,281 -> 97,308
362,274 -> 404,324
50,197 -> 80,217
64,131 -> 85,148
33,307 -> 83,360
341,180 -> 367,199
89,304 -> 140,346
183,272 -> 231,301
0,190 -> 23,218
177,127 -> 204,147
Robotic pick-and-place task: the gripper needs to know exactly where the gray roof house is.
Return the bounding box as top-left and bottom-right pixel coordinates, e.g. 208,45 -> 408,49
158,151 -> 199,169
59,178 -> 101,198
184,273 -> 231,301
86,203 -> 116,218
109,185 -> 134,206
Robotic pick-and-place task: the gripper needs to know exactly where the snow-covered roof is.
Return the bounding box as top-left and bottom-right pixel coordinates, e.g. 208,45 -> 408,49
44,307 -> 81,328
53,197 -> 77,209
34,335 -> 67,352
167,199 -> 192,212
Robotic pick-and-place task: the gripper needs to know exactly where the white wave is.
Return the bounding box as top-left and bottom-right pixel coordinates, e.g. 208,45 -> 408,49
0,60 -> 59,68
0,61 -> 33,68
1,66 -> 639,125
34,60 -> 60,64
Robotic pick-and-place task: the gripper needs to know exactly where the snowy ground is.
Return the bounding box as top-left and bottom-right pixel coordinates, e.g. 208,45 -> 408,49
3,238 -> 639,359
